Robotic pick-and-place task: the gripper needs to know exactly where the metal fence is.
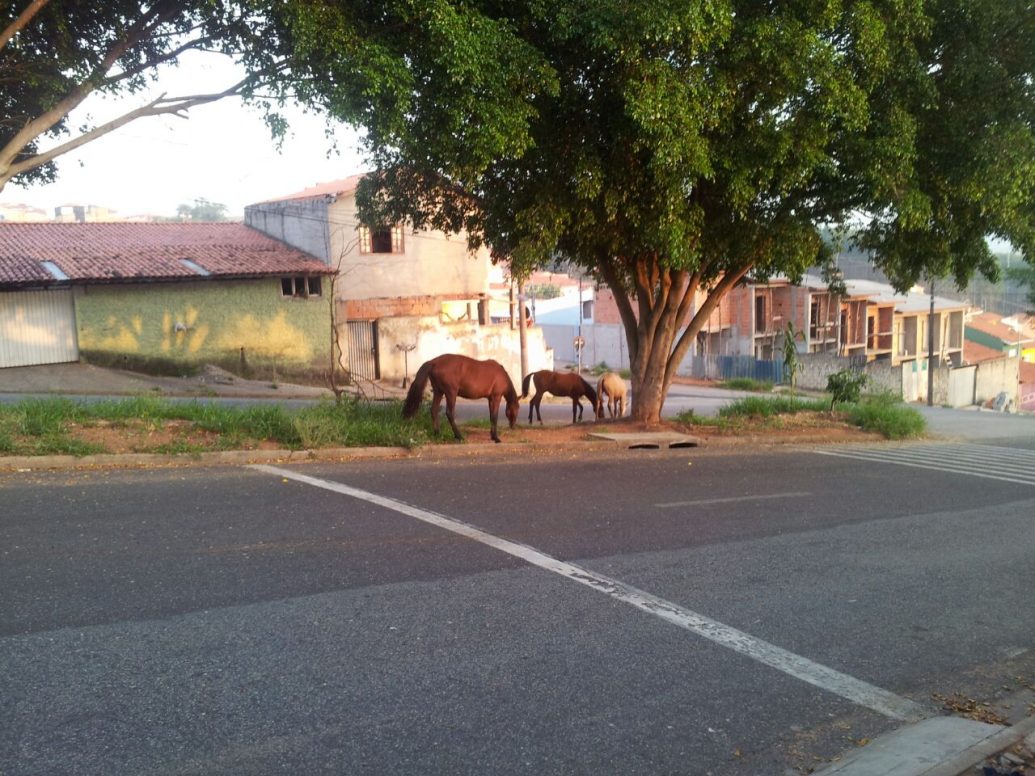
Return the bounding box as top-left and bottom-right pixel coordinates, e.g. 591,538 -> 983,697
685,354 -> 785,383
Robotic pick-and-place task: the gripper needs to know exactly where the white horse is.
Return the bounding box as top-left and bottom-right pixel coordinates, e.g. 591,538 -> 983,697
595,372 -> 628,419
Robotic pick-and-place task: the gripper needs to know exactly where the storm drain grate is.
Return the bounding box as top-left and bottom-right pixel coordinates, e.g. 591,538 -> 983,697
589,432 -> 701,450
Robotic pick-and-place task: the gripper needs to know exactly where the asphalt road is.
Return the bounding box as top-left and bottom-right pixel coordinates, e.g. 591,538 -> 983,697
3,436 -> 1035,775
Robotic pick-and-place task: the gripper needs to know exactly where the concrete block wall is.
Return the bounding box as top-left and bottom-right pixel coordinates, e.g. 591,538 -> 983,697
796,352 -> 901,395
974,357 -> 1020,406
245,200 -> 331,263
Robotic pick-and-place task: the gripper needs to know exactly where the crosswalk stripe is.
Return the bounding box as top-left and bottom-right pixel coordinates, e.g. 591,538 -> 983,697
849,445 -> 1035,477
815,443 -> 1035,486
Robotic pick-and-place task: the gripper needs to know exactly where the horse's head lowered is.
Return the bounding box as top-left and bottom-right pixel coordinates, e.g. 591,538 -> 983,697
505,395 -> 520,428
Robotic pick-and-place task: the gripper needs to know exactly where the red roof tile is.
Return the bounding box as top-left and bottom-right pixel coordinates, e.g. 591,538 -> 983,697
966,311 -> 1035,345
0,222 -> 333,287
256,174 -> 364,203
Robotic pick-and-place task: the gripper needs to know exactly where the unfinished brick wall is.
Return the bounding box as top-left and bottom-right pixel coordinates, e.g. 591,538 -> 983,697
336,295 -> 447,320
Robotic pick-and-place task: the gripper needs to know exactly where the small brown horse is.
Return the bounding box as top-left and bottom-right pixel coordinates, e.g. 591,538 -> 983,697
521,369 -> 598,424
595,371 -> 628,419
402,353 -> 520,443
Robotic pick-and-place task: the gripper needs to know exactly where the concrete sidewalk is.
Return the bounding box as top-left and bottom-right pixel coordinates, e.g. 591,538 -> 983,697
813,715 -> 1035,776
0,362 -> 342,400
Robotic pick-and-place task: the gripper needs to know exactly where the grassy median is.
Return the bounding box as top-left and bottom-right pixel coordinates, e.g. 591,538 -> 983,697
0,396 -> 433,457
676,392 -> 926,439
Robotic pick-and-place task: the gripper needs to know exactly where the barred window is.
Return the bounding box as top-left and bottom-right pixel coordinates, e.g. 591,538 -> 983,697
281,276 -> 321,298
359,225 -> 404,254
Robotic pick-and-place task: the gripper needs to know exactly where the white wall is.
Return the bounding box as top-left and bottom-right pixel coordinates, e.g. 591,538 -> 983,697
327,199 -> 491,300
376,316 -> 553,386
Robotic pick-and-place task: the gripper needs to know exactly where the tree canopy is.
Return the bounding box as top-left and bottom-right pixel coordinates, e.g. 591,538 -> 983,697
175,198 -> 229,221
260,0 -> 1032,419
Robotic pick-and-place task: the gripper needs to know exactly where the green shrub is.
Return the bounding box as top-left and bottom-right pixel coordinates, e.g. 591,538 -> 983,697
719,395 -> 829,418
847,395 -> 926,439
826,369 -> 868,408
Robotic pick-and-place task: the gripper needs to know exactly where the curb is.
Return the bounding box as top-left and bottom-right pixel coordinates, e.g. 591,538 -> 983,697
0,431 -> 906,473
924,714 -> 1035,776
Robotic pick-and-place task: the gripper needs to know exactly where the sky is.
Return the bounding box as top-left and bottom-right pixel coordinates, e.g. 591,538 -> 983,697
6,51 -> 370,219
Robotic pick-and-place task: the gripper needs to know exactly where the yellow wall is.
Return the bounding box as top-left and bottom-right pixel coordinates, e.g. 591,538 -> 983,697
74,279 -> 331,374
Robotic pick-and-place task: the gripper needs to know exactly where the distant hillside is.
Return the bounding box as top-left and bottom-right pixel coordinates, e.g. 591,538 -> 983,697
818,232 -> 1029,315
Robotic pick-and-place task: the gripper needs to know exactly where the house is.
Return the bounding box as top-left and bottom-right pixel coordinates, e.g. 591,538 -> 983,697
0,222 -> 335,377
0,203 -> 49,222
244,176 -> 552,384
842,280 -> 967,367
965,311 -> 1035,361
723,275 -> 853,359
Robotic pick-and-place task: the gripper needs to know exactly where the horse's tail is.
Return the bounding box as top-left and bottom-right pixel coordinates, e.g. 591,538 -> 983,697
402,360 -> 433,418
521,371 -> 535,398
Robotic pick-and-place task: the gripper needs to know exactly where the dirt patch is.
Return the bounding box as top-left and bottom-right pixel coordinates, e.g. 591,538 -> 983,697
64,420 -> 226,454
453,412 -> 882,447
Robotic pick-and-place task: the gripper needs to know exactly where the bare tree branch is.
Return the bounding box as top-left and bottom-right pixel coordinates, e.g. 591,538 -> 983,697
0,0 -> 182,173
1,78 -> 252,185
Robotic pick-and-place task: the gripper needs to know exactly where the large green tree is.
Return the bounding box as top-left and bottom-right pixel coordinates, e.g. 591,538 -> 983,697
259,0 -> 1033,422
0,0 -> 285,192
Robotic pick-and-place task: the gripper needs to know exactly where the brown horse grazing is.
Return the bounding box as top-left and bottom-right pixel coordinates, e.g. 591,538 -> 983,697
402,354 -> 520,443
595,371 -> 628,419
521,369 -> 598,424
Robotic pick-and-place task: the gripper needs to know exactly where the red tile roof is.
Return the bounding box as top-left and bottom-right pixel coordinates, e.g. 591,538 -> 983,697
966,311 -> 1035,345
255,174 -> 364,203
0,222 -> 334,288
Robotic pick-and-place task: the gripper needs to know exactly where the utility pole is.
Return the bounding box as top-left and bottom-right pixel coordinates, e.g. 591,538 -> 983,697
927,277 -> 935,407
577,273 -> 584,374
517,279 -> 528,380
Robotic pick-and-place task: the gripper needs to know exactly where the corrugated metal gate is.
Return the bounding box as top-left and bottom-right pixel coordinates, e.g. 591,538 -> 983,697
0,289 -> 79,368
346,320 -> 380,381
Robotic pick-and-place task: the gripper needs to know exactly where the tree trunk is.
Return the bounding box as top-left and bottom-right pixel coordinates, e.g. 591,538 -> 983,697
629,311 -> 679,423
603,255 -> 753,425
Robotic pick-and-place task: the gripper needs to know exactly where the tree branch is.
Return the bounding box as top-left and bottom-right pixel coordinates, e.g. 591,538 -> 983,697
598,251 -> 640,364
667,261 -> 754,377
0,0 -> 184,171
0,0 -> 49,51
1,79 -> 251,185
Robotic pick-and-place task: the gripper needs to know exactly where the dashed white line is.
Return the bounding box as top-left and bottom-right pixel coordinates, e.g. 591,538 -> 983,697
252,464 -> 929,722
656,492 -> 811,508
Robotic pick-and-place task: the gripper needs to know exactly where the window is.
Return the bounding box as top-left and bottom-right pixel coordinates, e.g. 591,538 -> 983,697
281,275 -> 321,298
359,225 -> 404,254
754,295 -> 767,333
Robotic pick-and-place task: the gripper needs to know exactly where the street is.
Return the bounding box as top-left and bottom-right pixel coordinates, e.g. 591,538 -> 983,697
2,435 -> 1035,775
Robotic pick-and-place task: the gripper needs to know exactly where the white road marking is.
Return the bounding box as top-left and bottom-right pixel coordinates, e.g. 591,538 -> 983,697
815,443 -> 1035,486
656,492 -> 811,508
252,464 -> 929,722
